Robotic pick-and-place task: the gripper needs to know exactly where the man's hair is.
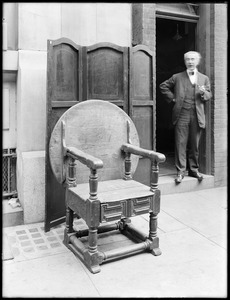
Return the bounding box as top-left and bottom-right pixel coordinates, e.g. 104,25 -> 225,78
184,51 -> 201,64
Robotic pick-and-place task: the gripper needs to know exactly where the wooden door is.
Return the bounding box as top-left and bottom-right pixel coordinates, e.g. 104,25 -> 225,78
45,38 -> 82,231
129,45 -> 155,186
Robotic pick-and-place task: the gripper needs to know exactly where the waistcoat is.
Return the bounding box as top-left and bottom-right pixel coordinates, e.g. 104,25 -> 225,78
182,78 -> 195,109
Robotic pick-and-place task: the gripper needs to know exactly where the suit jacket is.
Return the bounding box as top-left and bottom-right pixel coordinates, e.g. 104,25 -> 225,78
159,71 -> 212,128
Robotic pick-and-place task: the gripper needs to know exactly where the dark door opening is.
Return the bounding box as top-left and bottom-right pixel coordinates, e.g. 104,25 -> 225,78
156,18 -> 196,175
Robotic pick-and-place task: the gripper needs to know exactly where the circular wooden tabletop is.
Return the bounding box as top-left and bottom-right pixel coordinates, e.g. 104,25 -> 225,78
49,100 -> 140,184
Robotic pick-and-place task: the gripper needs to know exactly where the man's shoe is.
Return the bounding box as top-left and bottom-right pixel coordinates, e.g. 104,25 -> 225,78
175,174 -> 184,184
188,171 -> 203,182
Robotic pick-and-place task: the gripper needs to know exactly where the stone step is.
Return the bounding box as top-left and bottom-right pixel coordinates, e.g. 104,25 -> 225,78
158,174 -> 215,195
3,199 -> 24,228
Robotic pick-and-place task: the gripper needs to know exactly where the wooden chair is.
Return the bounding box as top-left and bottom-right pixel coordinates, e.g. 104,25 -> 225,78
49,99 -> 166,273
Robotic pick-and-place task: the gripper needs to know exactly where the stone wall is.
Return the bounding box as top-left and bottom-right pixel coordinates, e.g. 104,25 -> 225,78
211,3 -> 228,186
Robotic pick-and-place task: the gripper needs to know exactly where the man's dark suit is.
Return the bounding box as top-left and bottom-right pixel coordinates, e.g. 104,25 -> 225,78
159,70 -> 212,175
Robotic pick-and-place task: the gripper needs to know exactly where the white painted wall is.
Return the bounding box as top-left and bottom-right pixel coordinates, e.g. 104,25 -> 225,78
18,3 -> 131,50
17,50 -> 47,152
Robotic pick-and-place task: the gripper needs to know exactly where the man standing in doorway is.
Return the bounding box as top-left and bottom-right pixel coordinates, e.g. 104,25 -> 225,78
159,51 -> 212,184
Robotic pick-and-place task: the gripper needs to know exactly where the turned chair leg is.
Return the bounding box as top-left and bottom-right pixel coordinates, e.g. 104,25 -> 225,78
83,226 -> 101,273
63,206 -> 74,245
63,156 -> 76,245
82,168 -> 101,273
88,227 -> 98,254
149,212 -> 161,256
149,159 -> 162,256
66,206 -> 74,233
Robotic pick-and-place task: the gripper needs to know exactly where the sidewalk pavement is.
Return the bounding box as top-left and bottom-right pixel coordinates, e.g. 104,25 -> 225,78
2,186 -> 227,298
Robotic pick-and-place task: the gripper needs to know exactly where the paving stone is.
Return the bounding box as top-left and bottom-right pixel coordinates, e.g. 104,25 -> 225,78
28,228 -> 39,233
16,230 -> 26,235
20,241 -> 32,247
31,233 -> 42,238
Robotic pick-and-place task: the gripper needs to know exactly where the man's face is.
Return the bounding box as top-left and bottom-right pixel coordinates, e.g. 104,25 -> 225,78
184,53 -> 199,70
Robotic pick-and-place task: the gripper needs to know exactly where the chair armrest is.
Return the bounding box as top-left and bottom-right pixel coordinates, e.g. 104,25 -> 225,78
121,143 -> 166,164
66,146 -> 103,170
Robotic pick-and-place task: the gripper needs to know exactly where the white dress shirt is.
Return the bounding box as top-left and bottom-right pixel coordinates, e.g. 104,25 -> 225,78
187,68 -> 197,85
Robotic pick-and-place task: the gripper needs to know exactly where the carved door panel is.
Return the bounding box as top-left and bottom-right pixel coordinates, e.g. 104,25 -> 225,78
45,38 -> 82,231
82,43 -> 129,112
129,45 -> 155,186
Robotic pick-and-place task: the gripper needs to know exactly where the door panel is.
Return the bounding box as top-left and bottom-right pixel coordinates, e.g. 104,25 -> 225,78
132,52 -> 152,100
129,45 -> 155,186
132,106 -> 153,186
83,43 -> 129,112
53,46 -> 78,101
132,106 -> 153,149
45,38 -> 82,231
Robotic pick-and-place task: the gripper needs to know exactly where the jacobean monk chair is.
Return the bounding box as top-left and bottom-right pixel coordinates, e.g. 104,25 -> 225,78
49,99 -> 166,273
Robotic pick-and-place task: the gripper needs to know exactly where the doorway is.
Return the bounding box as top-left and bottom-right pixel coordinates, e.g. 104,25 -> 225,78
156,18 -> 196,175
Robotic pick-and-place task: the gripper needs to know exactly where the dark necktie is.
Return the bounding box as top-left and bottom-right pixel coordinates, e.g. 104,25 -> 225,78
189,71 -> 194,76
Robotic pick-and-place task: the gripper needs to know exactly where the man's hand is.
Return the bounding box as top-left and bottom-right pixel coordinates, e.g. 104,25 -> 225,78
197,85 -> 206,95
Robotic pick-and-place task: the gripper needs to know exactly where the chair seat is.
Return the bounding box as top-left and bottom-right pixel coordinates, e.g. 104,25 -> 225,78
69,179 -> 154,203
